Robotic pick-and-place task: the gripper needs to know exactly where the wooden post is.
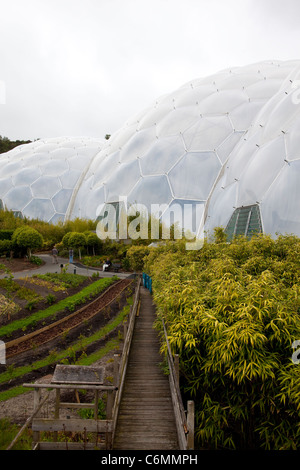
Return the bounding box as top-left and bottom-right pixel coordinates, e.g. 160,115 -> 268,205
114,354 -> 120,388
174,354 -> 180,388
94,389 -> 99,419
186,400 -> 195,450
33,387 -> 41,447
54,388 -> 60,442
106,390 -> 114,449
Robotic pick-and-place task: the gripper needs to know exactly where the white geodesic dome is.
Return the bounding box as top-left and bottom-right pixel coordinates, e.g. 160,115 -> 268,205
205,61 -> 300,238
1,59 -> 300,239
0,136 -> 104,223
72,59 -> 300,237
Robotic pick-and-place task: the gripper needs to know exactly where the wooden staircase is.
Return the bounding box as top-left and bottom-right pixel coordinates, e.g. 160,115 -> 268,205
113,286 -> 179,450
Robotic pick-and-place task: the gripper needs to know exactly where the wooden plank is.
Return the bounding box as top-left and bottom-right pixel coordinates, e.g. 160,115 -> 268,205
113,286 -> 178,450
52,365 -> 104,385
36,442 -> 105,450
187,400 -> 195,450
23,383 -> 116,391
32,418 -> 112,433
59,402 -> 95,409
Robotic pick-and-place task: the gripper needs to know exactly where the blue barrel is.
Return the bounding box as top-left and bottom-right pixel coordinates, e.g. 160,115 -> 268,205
142,273 -> 152,293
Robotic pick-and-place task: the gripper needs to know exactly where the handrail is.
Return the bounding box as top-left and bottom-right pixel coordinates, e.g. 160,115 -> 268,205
161,317 -> 194,450
142,272 -> 194,450
111,275 -> 141,444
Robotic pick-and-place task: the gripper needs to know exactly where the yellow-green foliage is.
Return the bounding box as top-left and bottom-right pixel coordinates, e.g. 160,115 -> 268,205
126,245 -> 151,271
145,231 -> 300,450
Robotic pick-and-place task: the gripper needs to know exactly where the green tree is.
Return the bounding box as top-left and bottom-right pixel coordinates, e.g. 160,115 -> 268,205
12,226 -> 43,258
68,232 -> 86,260
0,136 -> 31,154
62,232 -> 73,248
86,232 -> 102,256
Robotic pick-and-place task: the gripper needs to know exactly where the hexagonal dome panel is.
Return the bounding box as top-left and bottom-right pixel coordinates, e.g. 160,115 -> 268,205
169,152 -> 221,200
39,159 -> 69,176
105,159 -> 141,203
128,175 -> 172,208
3,186 -> 33,211
140,135 -> 185,176
261,160 -> 300,236
183,115 -> 233,152
23,198 -> 55,222
12,167 -> 41,186
119,127 -> 157,163
31,176 -> 62,199
0,177 -> 13,196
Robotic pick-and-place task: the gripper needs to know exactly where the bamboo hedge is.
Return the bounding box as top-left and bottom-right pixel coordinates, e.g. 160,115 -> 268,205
144,231 -> 300,450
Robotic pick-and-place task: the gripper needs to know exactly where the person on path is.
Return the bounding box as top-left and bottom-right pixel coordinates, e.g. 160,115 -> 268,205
52,246 -> 58,264
103,258 -> 112,271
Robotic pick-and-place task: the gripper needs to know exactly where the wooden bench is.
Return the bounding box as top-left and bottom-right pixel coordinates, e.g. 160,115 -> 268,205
105,263 -> 121,273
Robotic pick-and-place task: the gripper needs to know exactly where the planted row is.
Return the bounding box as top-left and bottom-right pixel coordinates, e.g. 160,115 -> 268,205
0,277 -> 116,339
0,296 -> 133,402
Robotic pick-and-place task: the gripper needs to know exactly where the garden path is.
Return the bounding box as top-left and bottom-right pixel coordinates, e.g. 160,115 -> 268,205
0,254 -> 130,279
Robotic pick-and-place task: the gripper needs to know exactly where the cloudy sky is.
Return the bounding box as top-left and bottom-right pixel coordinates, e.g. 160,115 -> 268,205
0,0 -> 299,141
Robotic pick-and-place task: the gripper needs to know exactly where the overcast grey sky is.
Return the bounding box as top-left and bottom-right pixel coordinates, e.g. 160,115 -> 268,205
0,0 -> 300,141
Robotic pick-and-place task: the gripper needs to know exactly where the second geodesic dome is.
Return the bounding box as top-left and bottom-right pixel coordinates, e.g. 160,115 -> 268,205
74,59 -> 300,238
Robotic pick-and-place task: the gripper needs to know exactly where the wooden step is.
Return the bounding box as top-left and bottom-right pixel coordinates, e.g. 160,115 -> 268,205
113,286 -> 178,450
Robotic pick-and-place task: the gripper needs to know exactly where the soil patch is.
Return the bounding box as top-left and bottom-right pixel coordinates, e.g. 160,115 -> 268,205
5,279 -> 133,360
0,276 -> 97,328
0,257 -> 44,273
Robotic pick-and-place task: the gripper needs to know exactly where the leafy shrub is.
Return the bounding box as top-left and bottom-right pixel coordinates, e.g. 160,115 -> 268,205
12,226 -> 43,258
146,233 -> 300,450
29,255 -> 43,266
25,300 -> 39,311
62,232 -> 72,248
77,399 -> 106,419
0,230 -> 14,241
0,239 -> 13,256
126,245 -> 150,271
81,256 -> 102,267
46,294 -> 56,305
